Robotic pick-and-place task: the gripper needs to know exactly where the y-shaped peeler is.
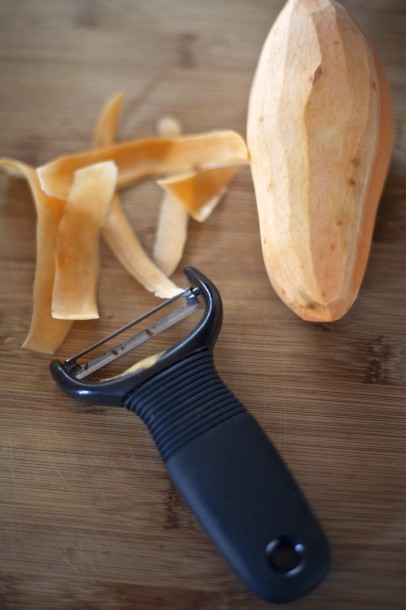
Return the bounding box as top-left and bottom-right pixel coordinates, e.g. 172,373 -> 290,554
50,267 -> 330,604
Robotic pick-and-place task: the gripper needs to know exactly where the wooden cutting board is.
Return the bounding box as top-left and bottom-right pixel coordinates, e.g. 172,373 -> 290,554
0,1 -> 405,608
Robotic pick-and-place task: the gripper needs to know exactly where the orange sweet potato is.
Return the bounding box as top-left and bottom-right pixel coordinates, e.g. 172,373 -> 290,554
247,0 -> 393,321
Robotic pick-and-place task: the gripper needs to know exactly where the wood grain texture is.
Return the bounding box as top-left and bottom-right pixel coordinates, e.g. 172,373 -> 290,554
0,1 -> 405,609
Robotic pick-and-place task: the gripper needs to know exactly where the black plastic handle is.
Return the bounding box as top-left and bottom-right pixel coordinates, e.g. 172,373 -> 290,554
124,349 -> 330,604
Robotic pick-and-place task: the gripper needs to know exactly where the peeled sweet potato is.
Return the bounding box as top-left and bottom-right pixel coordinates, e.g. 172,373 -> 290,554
247,0 -> 393,321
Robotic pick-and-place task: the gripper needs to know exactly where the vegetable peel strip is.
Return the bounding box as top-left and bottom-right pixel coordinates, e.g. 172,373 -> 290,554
52,161 -> 118,320
157,164 -> 243,222
93,91 -> 124,149
37,130 -> 249,201
153,193 -> 189,276
103,197 -> 182,298
153,117 -> 190,277
94,92 -> 182,298
0,158 -> 72,353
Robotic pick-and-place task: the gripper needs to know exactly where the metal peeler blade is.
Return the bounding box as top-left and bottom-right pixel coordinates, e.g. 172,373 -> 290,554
65,287 -> 200,380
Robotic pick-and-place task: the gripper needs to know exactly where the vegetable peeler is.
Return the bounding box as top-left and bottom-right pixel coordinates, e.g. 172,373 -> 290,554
50,267 -> 330,604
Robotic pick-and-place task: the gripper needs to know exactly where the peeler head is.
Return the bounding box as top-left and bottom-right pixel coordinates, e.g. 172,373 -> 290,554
50,268 -> 223,407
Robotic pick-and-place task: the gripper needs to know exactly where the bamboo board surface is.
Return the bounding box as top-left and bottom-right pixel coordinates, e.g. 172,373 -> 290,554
0,1 -> 405,608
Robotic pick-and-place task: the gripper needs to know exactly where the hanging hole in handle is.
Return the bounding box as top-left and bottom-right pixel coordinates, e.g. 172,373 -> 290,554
266,537 -> 305,575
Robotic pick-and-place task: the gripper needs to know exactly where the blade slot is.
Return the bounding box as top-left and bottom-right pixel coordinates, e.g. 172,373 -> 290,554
66,287 -> 201,380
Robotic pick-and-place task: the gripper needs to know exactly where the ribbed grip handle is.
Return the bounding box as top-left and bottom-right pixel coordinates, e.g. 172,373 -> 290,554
124,349 -> 245,461
124,349 -> 330,603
